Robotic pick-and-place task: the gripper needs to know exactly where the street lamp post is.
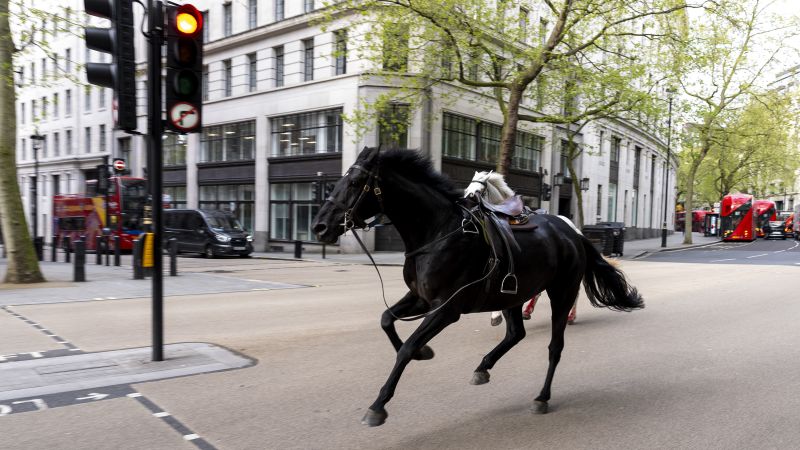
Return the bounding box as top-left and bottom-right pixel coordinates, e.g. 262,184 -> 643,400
29,132 -> 45,239
661,88 -> 676,248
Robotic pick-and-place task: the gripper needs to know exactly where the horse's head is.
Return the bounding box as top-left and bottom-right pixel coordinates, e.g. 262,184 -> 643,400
312,146 -> 383,243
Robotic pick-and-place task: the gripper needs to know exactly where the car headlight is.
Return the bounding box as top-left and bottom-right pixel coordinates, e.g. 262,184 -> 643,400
215,234 -> 231,243
246,235 -> 253,242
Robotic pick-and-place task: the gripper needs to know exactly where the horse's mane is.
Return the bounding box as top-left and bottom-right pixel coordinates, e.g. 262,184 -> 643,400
464,171 -> 515,204
378,148 -> 462,201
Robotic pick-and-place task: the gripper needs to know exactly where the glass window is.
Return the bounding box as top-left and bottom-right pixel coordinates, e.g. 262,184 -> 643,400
164,186 -> 187,209
65,49 -> 71,73
303,39 -> 314,81
608,182 -> 618,221
201,120 -> 256,162
99,125 -> 106,153
84,86 -> 91,112
270,182 -> 331,242
202,11 -> 209,43
20,103 -> 25,124
224,59 -> 232,96
53,93 -> 59,118
334,30 -> 347,75
478,122 -> 501,165
41,96 -> 47,120
270,108 -> 343,157
223,3 -> 232,37
199,184 -> 255,231
53,132 -> 60,157
611,137 -> 621,162
274,46 -> 284,87
66,130 -> 72,155
275,0 -> 284,21
85,127 -> 91,153
383,23 -> 409,71
202,65 -> 209,101
378,104 -> 409,148
164,134 -> 188,166
304,0 -> 314,13
248,53 -> 257,91
65,89 -> 72,116
248,0 -> 257,28
513,131 -> 543,171
442,112 -> 477,160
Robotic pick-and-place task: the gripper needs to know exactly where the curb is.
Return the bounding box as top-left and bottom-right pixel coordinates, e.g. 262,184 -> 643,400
629,240 -> 722,260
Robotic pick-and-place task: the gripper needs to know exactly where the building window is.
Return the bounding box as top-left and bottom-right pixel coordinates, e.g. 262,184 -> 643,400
303,39 -> 314,81
53,93 -> 59,118
223,59 -> 232,96
20,103 -> 25,124
66,130 -> 72,155
270,182 -> 327,242
513,132 -> 543,171
334,29 -> 347,75
611,137 -> 621,162
223,3 -> 232,37
382,24 -> 409,71
199,184 -> 255,232
442,113 -> 477,161
99,125 -> 107,153
304,0 -> 314,13
99,88 -> 106,109
41,96 -> 47,120
42,135 -> 48,158
164,134 -> 188,166
65,48 -> 71,73
274,46 -> 284,87
378,104 -> 409,148
65,89 -> 72,117
202,11 -> 209,43
275,0 -> 284,21
597,185 -> 603,217
270,108 -> 343,157
201,120 -> 256,162
32,99 -> 37,121
84,87 -> 91,112
163,186 -> 187,209
608,182 -> 618,221
519,7 -> 529,40
202,65 -> 209,101
85,127 -> 91,153
21,138 -> 26,160
41,57 -> 47,80
248,53 -> 257,92
248,0 -> 257,29
53,132 -> 60,157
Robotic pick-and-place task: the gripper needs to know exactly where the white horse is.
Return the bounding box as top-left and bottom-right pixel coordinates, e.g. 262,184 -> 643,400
464,171 -> 580,326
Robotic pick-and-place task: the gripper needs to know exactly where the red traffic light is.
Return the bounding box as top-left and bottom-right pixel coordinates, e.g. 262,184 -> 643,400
174,4 -> 202,37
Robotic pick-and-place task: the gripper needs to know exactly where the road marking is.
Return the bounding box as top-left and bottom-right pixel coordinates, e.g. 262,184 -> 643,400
746,254 -> 768,259
1,307 -> 83,353
76,393 -> 109,401
711,258 -> 736,262
153,411 -> 171,418
126,393 -> 143,398
184,434 -> 200,441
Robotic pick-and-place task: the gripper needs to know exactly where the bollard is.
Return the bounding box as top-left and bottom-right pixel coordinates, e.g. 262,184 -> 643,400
33,237 -> 44,261
51,235 -> 59,262
113,235 -> 121,266
74,239 -> 86,282
95,236 -> 103,265
169,237 -> 178,276
105,236 -> 110,266
322,243 -> 326,259
294,240 -> 302,259
64,236 -> 71,263
133,236 -> 144,280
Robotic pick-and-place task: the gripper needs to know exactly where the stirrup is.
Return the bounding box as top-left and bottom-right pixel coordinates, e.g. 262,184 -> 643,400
500,273 -> 518,294
462,218 -> 479,234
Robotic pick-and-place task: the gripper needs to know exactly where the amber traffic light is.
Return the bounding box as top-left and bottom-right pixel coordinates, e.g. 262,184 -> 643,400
166,4 -> 203,133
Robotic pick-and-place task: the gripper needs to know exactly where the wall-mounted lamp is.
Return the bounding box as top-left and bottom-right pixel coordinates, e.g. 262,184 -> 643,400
554,173 -> 564,185
580,177 -> 590,191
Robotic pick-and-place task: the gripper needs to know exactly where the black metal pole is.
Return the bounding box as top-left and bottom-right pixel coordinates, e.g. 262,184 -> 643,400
133,236 -> 144,280
169,237 -> 177,276
114,235 -> 121,266
32,145 -> 38,241
64,236 -> 71,263
74,239 -> 86,282
96,236 -> 103,265
51,235 -> 58,262
148,0 -> 165,362
661,95 -> 674,248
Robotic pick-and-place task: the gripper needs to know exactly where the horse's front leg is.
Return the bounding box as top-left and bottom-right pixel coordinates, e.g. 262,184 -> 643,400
362,308 -> 460,427
470,305 -> 526,385
381,291 -> 436,360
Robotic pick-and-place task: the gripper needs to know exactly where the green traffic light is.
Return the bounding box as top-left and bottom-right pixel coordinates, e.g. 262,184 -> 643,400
174,70 -> 199,96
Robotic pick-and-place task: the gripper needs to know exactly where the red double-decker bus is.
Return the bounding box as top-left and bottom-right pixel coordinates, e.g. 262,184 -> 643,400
753,200 -> 777,238
720,193 -> 755,242
53,177 -> 149,251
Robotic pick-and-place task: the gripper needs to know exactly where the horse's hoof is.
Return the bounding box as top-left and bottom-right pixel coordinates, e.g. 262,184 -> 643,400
532,400 -> 549,414
470,370 -> 490,385
413,345 -> 435,360
361,408 -> 388,426
490,315 -> 503,326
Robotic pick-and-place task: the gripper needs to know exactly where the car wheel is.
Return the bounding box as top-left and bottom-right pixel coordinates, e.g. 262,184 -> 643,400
204,245 -> 215,259
239,252 -> 252,258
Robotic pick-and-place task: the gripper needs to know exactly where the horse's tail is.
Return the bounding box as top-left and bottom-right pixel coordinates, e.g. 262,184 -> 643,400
581,236 -> 644,312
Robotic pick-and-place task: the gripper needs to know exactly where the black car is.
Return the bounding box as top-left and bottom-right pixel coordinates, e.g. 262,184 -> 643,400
163,209 -> 253,257
764,220 -> 787,240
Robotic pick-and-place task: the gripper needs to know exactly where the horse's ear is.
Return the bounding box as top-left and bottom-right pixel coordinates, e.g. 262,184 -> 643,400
364,146 -> 380,164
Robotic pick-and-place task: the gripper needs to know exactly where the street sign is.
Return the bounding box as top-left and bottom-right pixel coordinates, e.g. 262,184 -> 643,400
112,158 -> 126,173
169,102 -> 199,131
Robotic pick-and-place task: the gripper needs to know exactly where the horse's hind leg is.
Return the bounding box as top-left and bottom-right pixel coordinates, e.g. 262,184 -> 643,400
470,306 -> 526,385
381,291 -> 435,360
363,309 -> 460,426
534,280 -> 581,414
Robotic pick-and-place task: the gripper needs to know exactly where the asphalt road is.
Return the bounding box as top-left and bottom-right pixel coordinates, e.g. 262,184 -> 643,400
1,253 -> 800,449
640,237 -> 800,266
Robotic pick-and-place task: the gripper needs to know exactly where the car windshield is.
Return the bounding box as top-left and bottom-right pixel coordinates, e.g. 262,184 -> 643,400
205,213 -> 244,232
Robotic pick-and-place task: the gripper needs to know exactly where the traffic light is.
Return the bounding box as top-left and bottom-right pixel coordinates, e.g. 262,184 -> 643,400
542,183 -> 552,201
97,163 -> 110,194
84,0 -> 137,132
165,4 -> 203,133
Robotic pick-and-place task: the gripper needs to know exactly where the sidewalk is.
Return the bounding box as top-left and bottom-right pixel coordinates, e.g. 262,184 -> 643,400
252,232 -> 721,265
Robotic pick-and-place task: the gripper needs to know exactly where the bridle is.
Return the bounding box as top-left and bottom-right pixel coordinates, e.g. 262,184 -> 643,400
325,163 -> 385,233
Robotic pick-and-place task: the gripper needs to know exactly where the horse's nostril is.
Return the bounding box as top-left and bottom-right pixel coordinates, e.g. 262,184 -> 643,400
313,223 -> 327,235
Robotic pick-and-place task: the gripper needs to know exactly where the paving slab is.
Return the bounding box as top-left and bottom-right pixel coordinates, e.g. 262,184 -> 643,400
0,342 -> 254,402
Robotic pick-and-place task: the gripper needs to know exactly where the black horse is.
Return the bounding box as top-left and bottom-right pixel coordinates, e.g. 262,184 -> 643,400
312,147 -> 644,426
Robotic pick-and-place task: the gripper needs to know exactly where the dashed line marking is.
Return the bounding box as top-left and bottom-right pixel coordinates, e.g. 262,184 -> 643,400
746,254 -> 768,259
184,434 -> 200,441
153,411 -> 171,418
128,392 -> 216,449
1,307 -> 82,353
711,258 -> 736,262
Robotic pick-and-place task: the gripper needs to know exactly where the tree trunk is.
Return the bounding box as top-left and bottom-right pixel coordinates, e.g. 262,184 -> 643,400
497,87 -> 523,175
0,0 -> 45,283
683,157 -> 704,245
567,163 -> 584,228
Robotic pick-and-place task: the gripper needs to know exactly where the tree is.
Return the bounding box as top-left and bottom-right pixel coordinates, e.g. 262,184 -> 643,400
672,0 -> 799,244
322,0 -> 690,175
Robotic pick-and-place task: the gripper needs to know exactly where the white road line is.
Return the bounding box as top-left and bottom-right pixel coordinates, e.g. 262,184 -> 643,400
747,254 -> 768,259
183,434 -> 200,441
153,411 -> 171,418
711,258 -> 736,262
126,393 -> 143,398
774,250 -> 786,253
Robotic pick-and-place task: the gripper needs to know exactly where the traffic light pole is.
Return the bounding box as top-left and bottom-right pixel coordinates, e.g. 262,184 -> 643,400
148,0 -> 165,362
